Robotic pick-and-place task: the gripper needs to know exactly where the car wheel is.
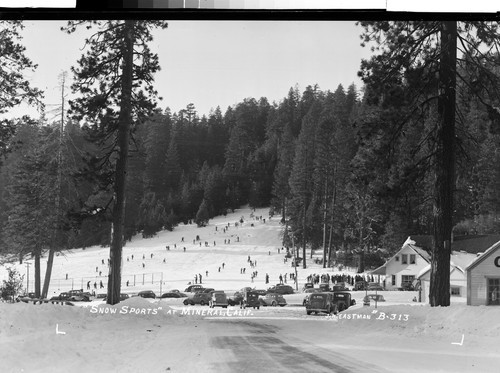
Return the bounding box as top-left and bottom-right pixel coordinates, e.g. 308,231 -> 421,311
200,300 -> 205,306
307,310 -> 311,315
271,301 -> 277,307
257,306 -> 260,310
183,300 -> 188,305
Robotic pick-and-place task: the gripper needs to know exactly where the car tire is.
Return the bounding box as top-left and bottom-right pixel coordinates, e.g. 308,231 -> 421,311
200,300 -> 205,306
183,300 -> 188,305
272,301 -> 277,307
306,310 -> 311,315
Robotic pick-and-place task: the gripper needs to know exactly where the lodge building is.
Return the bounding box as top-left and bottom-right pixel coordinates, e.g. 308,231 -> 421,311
466,241 -> 500,306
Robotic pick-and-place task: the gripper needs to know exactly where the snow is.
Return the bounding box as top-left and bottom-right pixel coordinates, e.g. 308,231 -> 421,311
1,206 -> 499,372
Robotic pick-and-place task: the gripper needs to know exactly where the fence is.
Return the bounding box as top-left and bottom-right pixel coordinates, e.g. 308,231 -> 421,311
24,272 -> 167,297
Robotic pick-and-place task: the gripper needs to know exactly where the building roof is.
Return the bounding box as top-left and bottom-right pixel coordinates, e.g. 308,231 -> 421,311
451,235 -> 500,254
417,251 -> 477,279
370,237 -> 431,276
370,264 -> 386,275
465,240 -> 500,272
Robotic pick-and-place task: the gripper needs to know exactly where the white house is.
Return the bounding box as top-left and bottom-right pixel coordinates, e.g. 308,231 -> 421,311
371,237 -> 431,290
466,240 -> 500,306
418,251 -> 477,302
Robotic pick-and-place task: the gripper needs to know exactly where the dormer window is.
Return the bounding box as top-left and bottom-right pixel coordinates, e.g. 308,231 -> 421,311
402,254 -> 408,264
410,254 -> 416,264
395,256 -> 399,262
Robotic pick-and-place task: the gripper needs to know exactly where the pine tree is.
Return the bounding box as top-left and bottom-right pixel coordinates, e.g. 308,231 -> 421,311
63,20 -> 167,305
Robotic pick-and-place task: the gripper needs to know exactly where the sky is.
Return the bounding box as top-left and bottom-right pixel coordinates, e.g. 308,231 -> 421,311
9,20 -> 372,120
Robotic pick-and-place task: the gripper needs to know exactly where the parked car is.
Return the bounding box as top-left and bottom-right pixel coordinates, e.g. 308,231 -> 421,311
363,294 -> 386,303
332,291 -> 355,312
50,292 -> 72,301
185,285 -> 204,293
209,291 -> 228,308
267,284 -> 294,295
103,293 -> 129,302
332,284 -> 350,292
138,290 -> 156,299
353,281 -> 367,291
301,283 -> 314,292
183,292 -> 211,306
201,288 -> 215,294
253,289 -> 267,296
302,288 -> 321,305
306,292 -> 338,315
95,293 -> 107,299
241,291 -> 260,309
227,291 -> 244,306
367,282 -> 384,291
319,283 -> 331,292
160,292 -> 187,298
260,293 -> 287,307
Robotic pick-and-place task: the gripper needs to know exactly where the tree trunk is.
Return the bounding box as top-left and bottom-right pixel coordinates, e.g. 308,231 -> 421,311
322,180 -> 328,268
429,21 -> 456,307
42,249 -> 55,298
302,206 -> 307,269
107,20 -> 135,305
34,248 -> 41,298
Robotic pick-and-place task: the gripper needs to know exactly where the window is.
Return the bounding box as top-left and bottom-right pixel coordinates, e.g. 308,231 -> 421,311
395,256 -> 399,262
410,254 -> 416,264
391,275 -> 396,286
488,278 -> 500,305
401,275 -> 415,287
451,287 -> 460,296
401,254 -> 408,264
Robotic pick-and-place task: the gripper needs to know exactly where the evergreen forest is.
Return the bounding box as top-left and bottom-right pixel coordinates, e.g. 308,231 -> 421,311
1,20 -> 500,306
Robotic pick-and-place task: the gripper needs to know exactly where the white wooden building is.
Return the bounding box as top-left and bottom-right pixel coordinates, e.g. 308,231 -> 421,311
418,251 -> 476,302
466,241 -> 500,306
371,237 -> 431,290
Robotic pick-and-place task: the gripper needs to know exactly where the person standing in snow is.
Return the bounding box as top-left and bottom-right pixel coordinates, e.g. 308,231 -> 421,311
199,273 -> 202,284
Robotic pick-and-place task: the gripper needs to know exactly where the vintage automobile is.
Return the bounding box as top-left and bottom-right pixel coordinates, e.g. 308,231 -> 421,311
185,285 -> 204,293
209,291 -> 228,308
301,283 -> 314,292
102,293 -> 129,302
160,292 -> 187,298
332,291 -> 355,312
363,294 -> 386,303
306,292 -> 338,315
353,281 -> 367,291
183,292 -> 211,306
319,283 -> 331,292
240,290 -> 260,309
227,291 -> 244,306
260,293 -> 287,307
302,288 -> 321,305
138,290 -> 156,299
267,284 -> 294,295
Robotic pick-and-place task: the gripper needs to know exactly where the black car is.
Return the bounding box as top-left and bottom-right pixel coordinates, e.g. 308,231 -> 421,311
160,292 -> 187,298
227,291 -> 244,306
102,293 -> 129,302
138,290 -> 156,299
267,284 -> 294,295
306,292 -> 338,315
185,285 -> 204,293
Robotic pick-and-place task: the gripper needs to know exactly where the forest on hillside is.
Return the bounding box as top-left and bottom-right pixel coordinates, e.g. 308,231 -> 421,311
1,21 -> 500,299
